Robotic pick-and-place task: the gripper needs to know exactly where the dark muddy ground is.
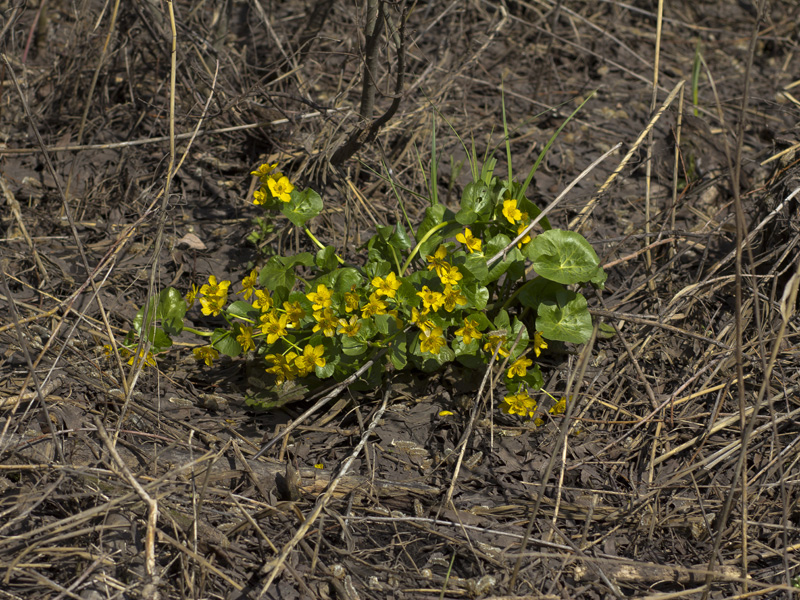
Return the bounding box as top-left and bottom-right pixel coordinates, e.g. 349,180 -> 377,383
1,1 -> 799,598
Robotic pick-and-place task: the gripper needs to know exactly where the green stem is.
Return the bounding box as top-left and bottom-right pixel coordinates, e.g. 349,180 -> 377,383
304,227 -> 345,265
183,326 -> 212,337
400,220 -> 452,276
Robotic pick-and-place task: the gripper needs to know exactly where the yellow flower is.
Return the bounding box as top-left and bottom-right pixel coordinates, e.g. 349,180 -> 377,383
533,331 -> 548,357
199,294 -> 226,317
439,410 -> 454,417
251,162 -> 278,181
239,270 -> 258,300
483,333 -> 509,357
416,286 -> 444,312
193,346 -> 219,367
502,198 -> 522,224
549,397 -> 568,416
343,288 -> 360,313
410,307 -> 433,333
371,272 -> 402,298
259,311 -> 289,344
126,347 -> 157,368
236,326 -> 255,353
441,284 -> 467,312
265,351 -> 297,384
306,284 -> 333,311
253,187 -> 269,206
338,315 -> 362,337
500,391 -> 537,418
268,175 -> 294,203
517,220 -> 531,248
253,289 -> 273,312
507,356 -> 533,378
456,228 -> 482,253
454,318 -> 482,345
426,245 -> 449,278
361,292 -> 388,318
186,283 -> 199,308
199,275 -> 230,298
438,264 -> 462,286
312,308 -> 339,337
294,344 -> 326,376
419,326 -> 446,355
283,301 -> 306,327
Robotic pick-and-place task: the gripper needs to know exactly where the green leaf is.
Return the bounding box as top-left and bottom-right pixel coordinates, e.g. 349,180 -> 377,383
461,253 -> 488,284
316,246 -> 338,272
389,337 -> 408,370
529,230 -> 601,285
282,187 -> 323,227
518,276 -> 563,310
332,268 -> 363,294
536,291 -> 593,344
341,337 -> 369,357
227,301 -> 257,320
260,258 -> 295,292
374,313 -> 396,335
389,222 -> 413,251
149,328 -> 173,352
460,282 -> 489,310
212,328 -> 242,357
416,204 -> 447,258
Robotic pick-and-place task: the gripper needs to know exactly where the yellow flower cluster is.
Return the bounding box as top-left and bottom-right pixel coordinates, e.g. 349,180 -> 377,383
265,344 -> 326,384
199,275 -> 230,317
251,162 -> 295,205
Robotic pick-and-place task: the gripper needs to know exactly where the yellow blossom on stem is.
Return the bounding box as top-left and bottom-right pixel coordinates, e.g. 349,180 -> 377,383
417,286 -> 444,312
124,347 -> 157,368
456,228 -> 482,253
200,294 -> 226,317
283,301 -> 306,327
410,307 -> 433,333
239,270 -> 258,300
501,391 -> 537,418
268,175 -> 294,203
419,326 -> 446,355
507,356 -> 533,378
549,397 -> 568,416
294,344 -> 326,376
265,352 -> 297,384
253,289 -> 273,312
361,292 -> 388,318
313,308 -> 339,337
337,315 -> 362,337
343,288 -> 360,313
236,326 -> 255,353
371,272 -> 402,298
306,284 -> 333,311
438,264 -> 462,286
193,346 -> 219,367
185,283 -> 199,308
455,318 -> 482,345
253,188 -> 269,206
200,275 -> 230,298
426,245 -> 449,278
483,334 -> 509,357
251,162 -> 278,181
502,198 -> 522,224
533,331 -> 548,357
441,284 -> 467,312
516,220 -> 532,249
259,311 -> 289,344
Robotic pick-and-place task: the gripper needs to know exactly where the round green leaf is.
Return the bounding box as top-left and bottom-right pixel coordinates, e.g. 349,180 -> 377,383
535,291 -> 592,344
529,230 -> 601,285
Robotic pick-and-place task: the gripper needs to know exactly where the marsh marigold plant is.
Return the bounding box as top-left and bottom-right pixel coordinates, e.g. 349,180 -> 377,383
122,148 -> 606,415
